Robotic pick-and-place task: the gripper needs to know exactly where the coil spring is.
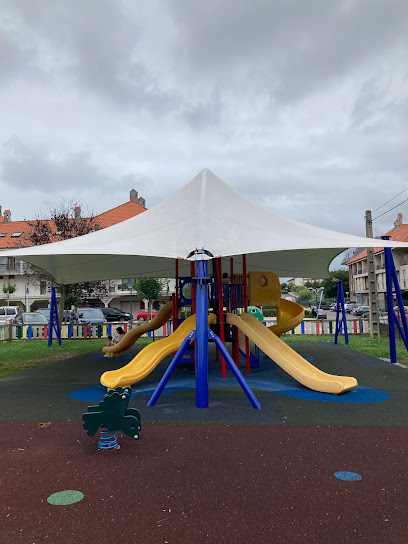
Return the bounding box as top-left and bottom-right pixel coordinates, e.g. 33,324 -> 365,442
98,427 -> 120,450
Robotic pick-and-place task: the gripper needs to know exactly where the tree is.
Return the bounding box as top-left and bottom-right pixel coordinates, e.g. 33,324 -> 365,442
2,281 -> 16,306
133,278 -> 166,322
321,269 -> 350,299
289,285 -> 313,303
24,200 -> 109,313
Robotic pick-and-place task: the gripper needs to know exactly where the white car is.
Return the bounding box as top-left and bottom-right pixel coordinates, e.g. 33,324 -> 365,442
0,306 -> 21,324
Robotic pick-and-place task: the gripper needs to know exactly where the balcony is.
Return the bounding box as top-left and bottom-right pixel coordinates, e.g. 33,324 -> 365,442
0,264 -> 21,274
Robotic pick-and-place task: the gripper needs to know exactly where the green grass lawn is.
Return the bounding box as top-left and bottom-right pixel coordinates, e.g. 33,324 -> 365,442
282,334 -> 408,363
0,338 -> 153,378
0,334 -> 407,379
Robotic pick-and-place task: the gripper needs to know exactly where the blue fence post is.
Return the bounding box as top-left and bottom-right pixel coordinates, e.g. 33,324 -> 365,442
334,281 -> 349,345
48,286 -> 62,347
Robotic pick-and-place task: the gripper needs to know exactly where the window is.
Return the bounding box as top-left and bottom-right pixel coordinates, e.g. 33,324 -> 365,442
0,233 -> 6,237
40,280 -> 47,295
11,232 -> 23,237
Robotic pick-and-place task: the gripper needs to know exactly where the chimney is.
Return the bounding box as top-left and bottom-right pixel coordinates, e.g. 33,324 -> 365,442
74,206 -> 81,222
138,196 -> 146,207
130,189 -> 138,202
0,205 -> 2,216
394,212 -> 403,231
3,210 -> 11,224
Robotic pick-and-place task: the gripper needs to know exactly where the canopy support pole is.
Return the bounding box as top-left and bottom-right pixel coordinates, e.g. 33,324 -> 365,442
147,250 -> 261,409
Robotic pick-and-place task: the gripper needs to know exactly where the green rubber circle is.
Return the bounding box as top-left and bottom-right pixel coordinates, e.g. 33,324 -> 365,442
47,490 -> 84,505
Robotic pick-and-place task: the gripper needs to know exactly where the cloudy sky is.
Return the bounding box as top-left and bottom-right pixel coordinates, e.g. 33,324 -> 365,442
1,0 -> 407,267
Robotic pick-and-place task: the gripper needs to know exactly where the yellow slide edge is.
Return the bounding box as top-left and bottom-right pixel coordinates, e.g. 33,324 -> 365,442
102,301 -> 173,357
227,312 -> 357,395
101,313 -> 216,389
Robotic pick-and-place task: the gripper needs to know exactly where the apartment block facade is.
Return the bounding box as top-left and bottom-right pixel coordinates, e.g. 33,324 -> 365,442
345,213 -> 408,308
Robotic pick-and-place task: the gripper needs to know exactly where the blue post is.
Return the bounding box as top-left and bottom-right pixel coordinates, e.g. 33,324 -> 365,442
334,281 -> 349,345
48,286 -> 62,347
147,333 -> 194,406
383,238 -> 397,363
209,330 -> 261,409
195,258 -> 209,408
390,261 -> 408,345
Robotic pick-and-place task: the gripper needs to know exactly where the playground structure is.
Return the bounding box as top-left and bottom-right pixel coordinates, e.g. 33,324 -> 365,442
100,261 -> 358,405
102,301 -> 172,357
4,169 -> 408,409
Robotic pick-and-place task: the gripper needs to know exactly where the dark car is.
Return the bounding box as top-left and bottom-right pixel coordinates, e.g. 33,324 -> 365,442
101,307 -> 132,322
354,306 -> 370,317
346,303 -> 358,314
35,308 -> 51,319
318,301 -> 332,310
71,307 -> 107,324
13,312 -> 49,325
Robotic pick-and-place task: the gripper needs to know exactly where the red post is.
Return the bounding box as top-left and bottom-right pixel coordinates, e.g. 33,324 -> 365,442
230,257 -> 234,311
173,259 -> 179,331
217,257 -> 227,379
242,254 -> 250,375
230,257 -> 240,368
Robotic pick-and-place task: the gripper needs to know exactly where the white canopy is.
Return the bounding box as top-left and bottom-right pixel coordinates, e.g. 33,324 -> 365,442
2,169 -> 407,283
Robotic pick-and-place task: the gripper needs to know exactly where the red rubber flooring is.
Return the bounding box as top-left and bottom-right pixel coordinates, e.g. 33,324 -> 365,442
2,421 -> 408,544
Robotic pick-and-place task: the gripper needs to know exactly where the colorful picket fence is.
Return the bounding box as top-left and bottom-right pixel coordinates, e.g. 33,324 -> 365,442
0,321 -> 172,341
263,318 -> 369,336
0,319 -> 370,342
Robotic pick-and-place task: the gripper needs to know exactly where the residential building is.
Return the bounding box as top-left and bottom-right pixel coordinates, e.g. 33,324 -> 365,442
345,213 -> 408,308
0,190 -> 172,315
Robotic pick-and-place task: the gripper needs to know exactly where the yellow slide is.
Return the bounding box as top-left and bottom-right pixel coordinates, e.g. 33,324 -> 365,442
102,301 -> 173,357
227,312 -> 357,394
101,313 -> 217,389
268,298 -> 304,336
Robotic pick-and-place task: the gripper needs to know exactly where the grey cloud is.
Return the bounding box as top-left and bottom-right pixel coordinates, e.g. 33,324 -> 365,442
1,138 -> 108,191
2,0 -> 180,113
167,0 -> 408,103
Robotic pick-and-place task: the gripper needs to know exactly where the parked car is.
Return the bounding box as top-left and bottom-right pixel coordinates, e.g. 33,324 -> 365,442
36,308 -> 72,322
354,306 -> 370,317
317,309 -> 327,319
346,303 -> 358,314
71,307 -> 107,324
35,308 -> 51,319
393,306 -> 408,314
329,303 -> 337,311
13,312 -> 49,325
63,310 -> 73,323
0,306 -> 21,324
101,307 -> 132,322
136,308 -> 158,321
318,301 -> 332,310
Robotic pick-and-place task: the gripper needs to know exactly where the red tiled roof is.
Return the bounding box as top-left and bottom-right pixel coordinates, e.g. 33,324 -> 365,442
95,200 -> 147,228
345,224 -> 408,264
0,198 -> 147,249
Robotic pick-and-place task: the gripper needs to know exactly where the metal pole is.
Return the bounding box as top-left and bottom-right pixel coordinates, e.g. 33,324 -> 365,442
242,254 -> 250,374
366,210 -> 380,338
216,257 -> 227,379
195,257 -> 209,408
174,259 -> 179,331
